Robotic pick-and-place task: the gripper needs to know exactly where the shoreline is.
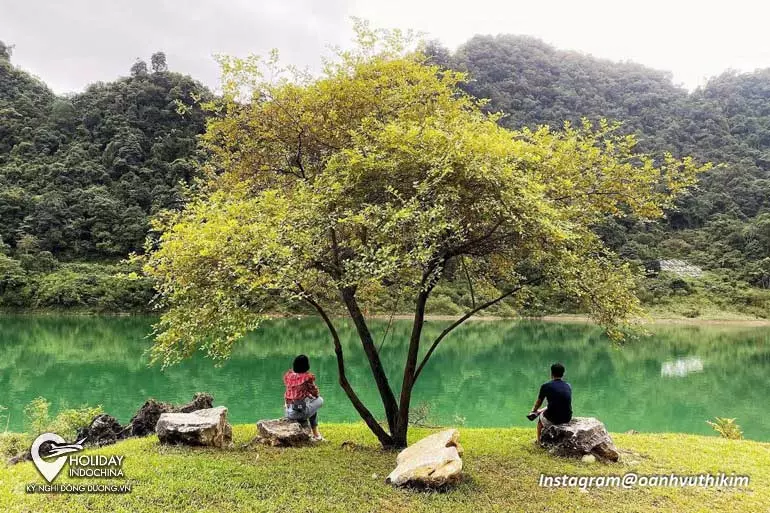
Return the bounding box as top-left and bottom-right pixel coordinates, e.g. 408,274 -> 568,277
1,310 -> 769,326
370,313 -> 770,326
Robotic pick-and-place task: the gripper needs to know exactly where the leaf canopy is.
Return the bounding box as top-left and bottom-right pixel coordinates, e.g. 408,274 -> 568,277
143,26 -> 708,365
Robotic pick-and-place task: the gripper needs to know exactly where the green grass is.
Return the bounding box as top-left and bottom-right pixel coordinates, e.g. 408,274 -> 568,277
1,424 -> 768,512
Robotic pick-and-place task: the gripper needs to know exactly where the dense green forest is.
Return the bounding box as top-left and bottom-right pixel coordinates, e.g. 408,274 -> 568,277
0,37 -> 768,316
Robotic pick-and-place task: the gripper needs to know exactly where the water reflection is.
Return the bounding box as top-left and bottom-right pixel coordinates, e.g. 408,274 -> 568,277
661,357 -> 704,378
0,315 -> 768,441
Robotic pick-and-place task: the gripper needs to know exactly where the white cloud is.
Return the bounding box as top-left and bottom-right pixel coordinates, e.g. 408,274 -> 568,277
1,0 -> 768,93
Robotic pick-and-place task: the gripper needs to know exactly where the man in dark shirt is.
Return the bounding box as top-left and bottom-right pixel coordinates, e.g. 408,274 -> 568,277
529,362 -> 572,442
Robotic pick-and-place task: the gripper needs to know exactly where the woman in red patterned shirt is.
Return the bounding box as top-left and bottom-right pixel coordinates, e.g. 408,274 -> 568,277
284,354 -> 324,440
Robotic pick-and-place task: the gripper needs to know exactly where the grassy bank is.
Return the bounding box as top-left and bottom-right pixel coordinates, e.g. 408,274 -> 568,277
1,424 -> 768,512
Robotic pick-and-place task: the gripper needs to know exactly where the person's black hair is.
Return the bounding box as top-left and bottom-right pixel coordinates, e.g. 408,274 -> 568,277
551,362 -> 565,378
293,354 -> 310,373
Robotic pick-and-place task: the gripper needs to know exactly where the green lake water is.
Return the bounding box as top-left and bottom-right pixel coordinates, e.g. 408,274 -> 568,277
1,315 -> 769,440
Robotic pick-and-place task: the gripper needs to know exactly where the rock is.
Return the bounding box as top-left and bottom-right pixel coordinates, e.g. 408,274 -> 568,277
126,392 -> 215,438
176,392 -> 215,413
8,393 -> 219,465
156,406 -> 232,448
76,414 -> 128,446
396,428 -> 463,465
386,429 -> 464,488
127,399 -> 172,437
254,418 -> 313,447
624,429 -> 639,435
7,453 -> 29,465
7,440 -> 54,466
581,454 -> 597,463
540,417 -> 620,462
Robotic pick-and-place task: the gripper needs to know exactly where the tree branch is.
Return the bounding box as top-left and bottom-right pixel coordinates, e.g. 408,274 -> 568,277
303,294 -> 393,445
413,275 -> 544,381
293,131 -> 306,179
445,218 -> 504,258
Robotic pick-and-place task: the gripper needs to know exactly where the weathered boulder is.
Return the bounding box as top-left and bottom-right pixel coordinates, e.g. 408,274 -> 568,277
7,393 -> 219,465
386,429 -> 464,488
156,406 -> 232,448
76,414 -> 127,446
128,392 -> 214,437
177,392 -> 216,413
540,417 -> 619,462
254,418 -> 313,447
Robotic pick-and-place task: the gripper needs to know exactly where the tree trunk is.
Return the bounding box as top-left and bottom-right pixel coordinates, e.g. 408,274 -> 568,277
304,294 -> 395,447
340,288 -> 400,435
392,290 -> 429,448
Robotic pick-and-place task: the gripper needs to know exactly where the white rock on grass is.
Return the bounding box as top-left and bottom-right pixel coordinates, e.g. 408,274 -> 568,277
386,429 -> 463,488
156,406 -> 232,448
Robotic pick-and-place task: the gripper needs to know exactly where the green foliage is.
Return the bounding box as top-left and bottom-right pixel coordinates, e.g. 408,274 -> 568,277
431,36 -> 770,298
139,27 -> 705,449
0,52 -> 210,261
144,32 -> 703,367
47,405 -> 103,441
706,417 -> 744,440
637,272 -> 770,319
2,397 -> 101,459
2,30 -> 769,319
23,396 -> 102,440
23,397 -> 50,435
0,253 -> 27,300
0,258 -> 154,312
0,432 -> 30,459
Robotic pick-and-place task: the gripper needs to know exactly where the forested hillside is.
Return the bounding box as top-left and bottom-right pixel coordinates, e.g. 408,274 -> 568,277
428,36 -> 769,316
0,44 -> 210,310
1,36 -> 768,315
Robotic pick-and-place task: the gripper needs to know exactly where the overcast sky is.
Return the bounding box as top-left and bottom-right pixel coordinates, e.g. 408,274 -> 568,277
2,0 -> 768,94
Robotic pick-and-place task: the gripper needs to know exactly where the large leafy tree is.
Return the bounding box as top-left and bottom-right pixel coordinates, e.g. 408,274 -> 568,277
143,25 -> 706,448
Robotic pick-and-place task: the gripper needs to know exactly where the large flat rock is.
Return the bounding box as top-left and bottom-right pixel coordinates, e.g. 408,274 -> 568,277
396,428 -> 463,465
387,429 -> 463,488
156,406 -> 232,448
540,416 -> 619,462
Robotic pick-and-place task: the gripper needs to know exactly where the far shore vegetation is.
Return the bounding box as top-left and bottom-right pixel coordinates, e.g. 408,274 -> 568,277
1,258 -> 767,321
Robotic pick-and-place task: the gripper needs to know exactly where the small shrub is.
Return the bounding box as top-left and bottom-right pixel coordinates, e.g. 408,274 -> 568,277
706,417 -> 743,439
23,397 -> 103,439
24,397 -> 50,435
424,294 -> 463,315
48,405 -> 103,440
409,402 -> 435,427
0,432 -> 31,458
